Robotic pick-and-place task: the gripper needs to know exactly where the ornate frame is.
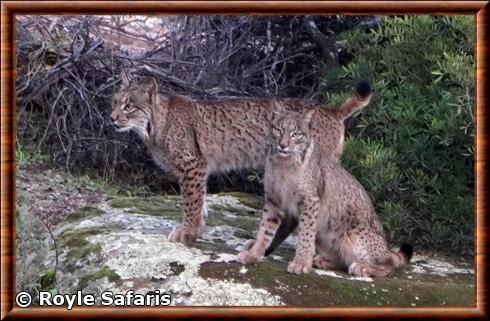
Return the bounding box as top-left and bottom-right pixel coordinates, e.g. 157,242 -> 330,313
1,1 -> 487,319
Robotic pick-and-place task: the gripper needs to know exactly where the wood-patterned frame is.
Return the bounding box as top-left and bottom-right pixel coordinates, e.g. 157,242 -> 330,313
1,1 -> 488,319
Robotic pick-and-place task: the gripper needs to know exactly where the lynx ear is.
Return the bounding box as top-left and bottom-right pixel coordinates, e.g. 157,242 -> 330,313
120,71 -> 130,86
269,100 -> 286,123
273,100 -> 286,114
141,78 -> 158,103
302,109 -> 316,126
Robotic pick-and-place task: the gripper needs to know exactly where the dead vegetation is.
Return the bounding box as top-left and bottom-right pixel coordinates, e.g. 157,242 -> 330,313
15,15 -> 379,191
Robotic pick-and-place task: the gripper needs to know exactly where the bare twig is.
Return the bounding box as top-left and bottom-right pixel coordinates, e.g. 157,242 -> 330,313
16,15 -> 377,191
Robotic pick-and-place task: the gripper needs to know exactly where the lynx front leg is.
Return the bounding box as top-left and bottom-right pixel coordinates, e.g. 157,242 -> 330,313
238,200 -> 285,265
242,215 -> 298,255
287,196 -> 319,274
168,162 -> 207,244
264,215 -> 299,256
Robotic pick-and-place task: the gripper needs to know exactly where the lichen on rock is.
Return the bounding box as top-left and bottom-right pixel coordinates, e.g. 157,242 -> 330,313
42,193 -> 474,307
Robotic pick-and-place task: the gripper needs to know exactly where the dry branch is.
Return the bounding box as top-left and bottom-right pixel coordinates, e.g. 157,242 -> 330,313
16,15 -> 376,191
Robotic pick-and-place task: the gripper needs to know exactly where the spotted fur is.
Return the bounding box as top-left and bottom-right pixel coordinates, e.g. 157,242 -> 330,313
238,105 -> 412,277
111,72 -> 372,244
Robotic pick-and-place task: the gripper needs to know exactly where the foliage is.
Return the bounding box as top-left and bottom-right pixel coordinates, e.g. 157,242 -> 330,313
329,16 -> 474,255
15,137 -> 47,168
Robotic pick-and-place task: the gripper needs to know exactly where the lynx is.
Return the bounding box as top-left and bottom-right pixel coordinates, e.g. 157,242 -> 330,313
110,72 -> 372,246
237,104 -> 412,277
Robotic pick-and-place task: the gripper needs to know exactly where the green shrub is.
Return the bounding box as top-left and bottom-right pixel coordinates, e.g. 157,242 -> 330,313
329,16 -> 474,255
15,137 -> 47,168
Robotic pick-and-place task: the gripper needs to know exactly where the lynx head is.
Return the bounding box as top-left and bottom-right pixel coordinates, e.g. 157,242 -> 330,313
110,72 -> 158,140
267,101 -> 316,163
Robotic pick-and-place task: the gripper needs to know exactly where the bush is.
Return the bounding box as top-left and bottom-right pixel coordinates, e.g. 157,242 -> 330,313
15,15 -> 374,193
328,16 -> 474,255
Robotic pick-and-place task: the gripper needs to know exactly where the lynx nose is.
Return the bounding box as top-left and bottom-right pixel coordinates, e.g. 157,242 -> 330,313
110,111 -> 118,122
279,142 -> 287,150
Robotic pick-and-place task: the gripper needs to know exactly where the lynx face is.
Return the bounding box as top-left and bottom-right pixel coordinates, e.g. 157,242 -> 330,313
110,73 -> 157,140
268,102 -> 315,162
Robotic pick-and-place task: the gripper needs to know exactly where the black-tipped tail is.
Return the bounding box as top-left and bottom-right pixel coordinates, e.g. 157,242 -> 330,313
335,81 -> 373,120
356,81 -> 372,98
400,243 -> 413,262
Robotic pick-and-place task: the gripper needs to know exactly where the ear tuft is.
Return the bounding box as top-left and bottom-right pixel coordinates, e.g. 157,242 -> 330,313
303,109 -> 316,125
141,78 -> 158,96
269,100 -> 286,123
121,71 -> 130,86
272,99 -> 286,116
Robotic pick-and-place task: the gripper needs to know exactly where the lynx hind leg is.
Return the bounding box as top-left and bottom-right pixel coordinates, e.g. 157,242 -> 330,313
361,242 -> 412,277
341,229 -> 405,278
238,202 -> 285,265
168,163 -> 207,244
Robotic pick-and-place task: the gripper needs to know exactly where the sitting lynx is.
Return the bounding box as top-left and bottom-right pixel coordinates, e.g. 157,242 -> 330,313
237,103 -> 412,277
110,72 -> 372,245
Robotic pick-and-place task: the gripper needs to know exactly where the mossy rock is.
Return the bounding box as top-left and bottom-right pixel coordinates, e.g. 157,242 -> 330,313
66,206 -> 104,222
217,192 -> 264,210
207,208 -> 258,231
198,261 -> 475,306
192,238 -> 236,255
233,228 -> 255,240
44,190 -> 474,307
110,194 -> 260,222
208,202 -> 259,220
206,211 -> 228,227
57,228 -> 105,270
77,266 -> 121,291
109,196 -> 182,219
209,203 -> 257,218
40,270 -> 56,288
232,216 -> 259,232
57,228 -> 106,248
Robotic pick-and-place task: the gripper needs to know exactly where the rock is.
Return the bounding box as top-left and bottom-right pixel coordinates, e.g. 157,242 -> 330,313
41,194 -> 474,306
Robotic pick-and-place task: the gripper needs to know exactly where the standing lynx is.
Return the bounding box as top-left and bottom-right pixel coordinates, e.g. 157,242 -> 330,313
237,104 -> 412,277
110,72 -> 372,245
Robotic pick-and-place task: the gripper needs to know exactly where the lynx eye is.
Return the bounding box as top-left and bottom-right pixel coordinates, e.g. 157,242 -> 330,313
272,127 -> 282,136
291,132 -> 304,140
123,104 -> 136,113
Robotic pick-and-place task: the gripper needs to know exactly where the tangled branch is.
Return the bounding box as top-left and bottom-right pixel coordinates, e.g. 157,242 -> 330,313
16,15 -> 376,190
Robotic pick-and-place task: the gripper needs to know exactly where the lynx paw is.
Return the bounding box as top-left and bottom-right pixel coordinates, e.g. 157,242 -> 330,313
237,250 -> 261,265
168,223 -> 204,244
287,259 -> 312,274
